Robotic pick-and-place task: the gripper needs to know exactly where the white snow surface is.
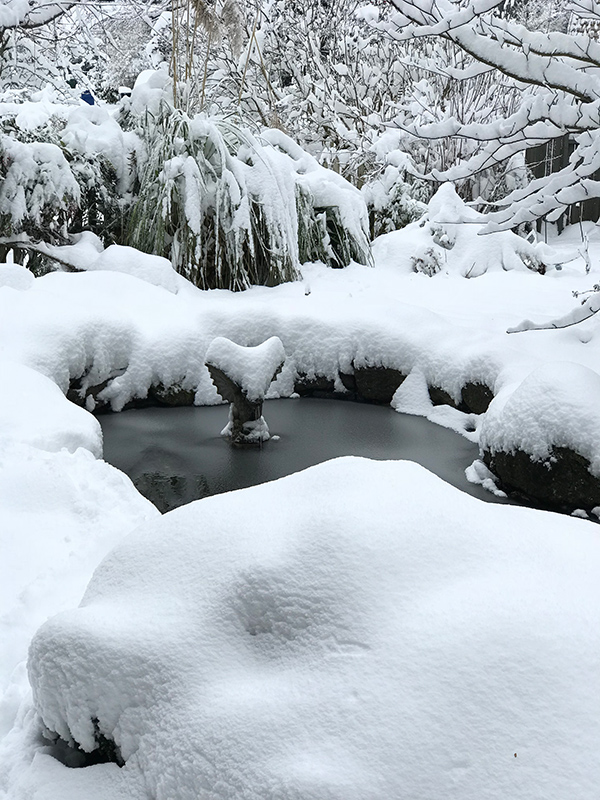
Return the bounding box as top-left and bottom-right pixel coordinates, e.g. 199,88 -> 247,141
480,362 -> 600,474
0,362 -> 101,456
26,457 -> 600,800
0,264 -> 34,291
86,244 -> 181,294
205,336 -> 286,401
1,196 -> 600,799
373,183 -> 567,278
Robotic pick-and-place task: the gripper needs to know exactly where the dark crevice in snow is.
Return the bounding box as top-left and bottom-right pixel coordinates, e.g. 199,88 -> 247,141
42,719 -> 124,769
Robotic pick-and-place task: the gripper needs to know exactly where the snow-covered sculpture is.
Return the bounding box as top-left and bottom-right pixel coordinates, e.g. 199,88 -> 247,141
205,336 -> 286,445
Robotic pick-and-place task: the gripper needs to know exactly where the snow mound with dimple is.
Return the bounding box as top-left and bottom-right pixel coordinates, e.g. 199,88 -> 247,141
28,457 -> 600,800
480,362 -> 600,474
205,336 -> 286,401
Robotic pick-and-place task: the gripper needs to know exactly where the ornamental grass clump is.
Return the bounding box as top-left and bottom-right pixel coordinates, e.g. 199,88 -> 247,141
126,105 -> 300,291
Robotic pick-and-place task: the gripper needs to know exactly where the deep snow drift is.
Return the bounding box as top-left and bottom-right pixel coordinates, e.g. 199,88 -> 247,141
26,458 -> 600,800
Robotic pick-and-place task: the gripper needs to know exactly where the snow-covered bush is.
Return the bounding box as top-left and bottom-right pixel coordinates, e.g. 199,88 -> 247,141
362,159 -> 428,238
391,183 -> 561,278
0,73 -> 370,289
126,105 -> 300,291
0,107 -> 129,270
125,100 -> 370,289
262,130 -> 371,270
0,132 -> 79,248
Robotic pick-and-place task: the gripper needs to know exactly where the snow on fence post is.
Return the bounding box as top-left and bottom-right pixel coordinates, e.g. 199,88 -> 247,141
204,337 -> 286,445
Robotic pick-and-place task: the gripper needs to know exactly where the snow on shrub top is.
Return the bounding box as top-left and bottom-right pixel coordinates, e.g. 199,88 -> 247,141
29,457 -> 600,800
62,105 -> 135,190
480,362 -> 600,475
205,336 -> 286,401
0,135 -> 79,232
128,67 -> 172,117
374,183 -> 561,277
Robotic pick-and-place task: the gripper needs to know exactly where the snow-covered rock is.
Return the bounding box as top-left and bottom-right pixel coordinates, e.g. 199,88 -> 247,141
27,457 -> 600,800
480,362 -> 600,509
481,362 -> 600,475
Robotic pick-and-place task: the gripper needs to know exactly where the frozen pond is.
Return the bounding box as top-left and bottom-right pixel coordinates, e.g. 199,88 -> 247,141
99,398 -> 511,513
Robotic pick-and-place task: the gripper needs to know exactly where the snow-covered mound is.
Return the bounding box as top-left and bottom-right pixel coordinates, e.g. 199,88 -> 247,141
28,457 -> 600,800
373,183 -> 563,277
85,244 -> 181,294
0,263 -> 34,291
205,336 -> 286,402
481,362 -> 600,476
0,362 -> 102,456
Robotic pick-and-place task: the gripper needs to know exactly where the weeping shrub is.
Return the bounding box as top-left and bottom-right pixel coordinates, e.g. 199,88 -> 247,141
261,128 -> 372,271
126,105 -> 300,291
126,106 -> 371,290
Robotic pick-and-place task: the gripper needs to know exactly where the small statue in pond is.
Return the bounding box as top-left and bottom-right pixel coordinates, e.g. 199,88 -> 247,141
204,337 -> 285,445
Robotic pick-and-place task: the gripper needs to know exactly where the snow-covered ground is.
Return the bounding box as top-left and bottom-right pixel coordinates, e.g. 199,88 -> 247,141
1,216 -> 599,798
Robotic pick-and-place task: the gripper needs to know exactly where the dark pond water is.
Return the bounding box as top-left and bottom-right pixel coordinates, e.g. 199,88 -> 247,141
99,398 -> 510,513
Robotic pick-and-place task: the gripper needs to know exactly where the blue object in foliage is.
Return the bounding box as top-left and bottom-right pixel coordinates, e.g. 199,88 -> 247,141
81,90 -> 95,105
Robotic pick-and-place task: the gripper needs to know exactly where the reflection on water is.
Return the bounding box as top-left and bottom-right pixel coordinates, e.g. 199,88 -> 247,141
99,398 -> 509,512
133,473 -> 211,514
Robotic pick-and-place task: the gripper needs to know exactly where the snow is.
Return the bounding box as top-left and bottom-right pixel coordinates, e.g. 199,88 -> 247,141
373,183 -> 565,278
86,245 -> 181,294
480,362 -> 600,475
221,408 -> 272,442
205,336 -> 286,402
24,457 -> 600,800
0,263 -> 34,291
0,362 -> 101,456
1,188 -> 600,799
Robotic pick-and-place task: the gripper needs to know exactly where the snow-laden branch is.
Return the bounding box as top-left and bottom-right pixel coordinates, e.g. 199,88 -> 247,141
0,0 -> 77,30
508,288 -> 600,332
385,1 -> 600,102
376,0 -> 600,230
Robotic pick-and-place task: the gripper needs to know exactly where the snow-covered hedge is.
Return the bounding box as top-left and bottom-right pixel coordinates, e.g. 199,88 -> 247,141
1,73 -> 371,290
